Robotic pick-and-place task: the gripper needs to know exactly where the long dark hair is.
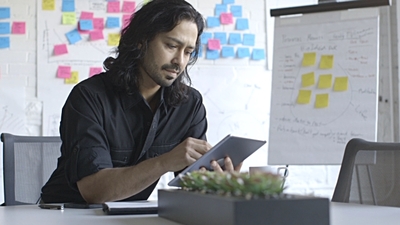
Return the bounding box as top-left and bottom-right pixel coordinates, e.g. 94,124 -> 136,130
103,0 -> 205,106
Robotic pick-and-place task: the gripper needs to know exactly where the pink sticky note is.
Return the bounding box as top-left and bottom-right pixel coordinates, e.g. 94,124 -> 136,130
107,1 -> 120,13
89,30 -> 104,41
12,22 -> 26,34
122,1 -> 135,13
89,67 -> 103,77
220,13 -> 233,25
93,18 -> 104,30
80,11 -> 94,19
208,39 -> 221,50
122,14 -> 131,29
53,44 -> 68,55
57,66 -> 71,78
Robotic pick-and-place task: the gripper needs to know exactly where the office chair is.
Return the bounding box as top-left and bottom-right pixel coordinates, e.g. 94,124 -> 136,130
1,133 -> 61,206
332,138 -> 400,207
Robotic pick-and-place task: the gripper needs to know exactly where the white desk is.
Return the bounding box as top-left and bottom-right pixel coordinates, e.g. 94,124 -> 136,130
0,202 -> 399,225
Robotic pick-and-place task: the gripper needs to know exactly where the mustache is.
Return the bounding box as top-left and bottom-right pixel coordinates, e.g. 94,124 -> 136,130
162,64 -> 181,73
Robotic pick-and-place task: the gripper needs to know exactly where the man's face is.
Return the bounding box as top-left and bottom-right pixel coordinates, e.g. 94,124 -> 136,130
139,20 -> 198,87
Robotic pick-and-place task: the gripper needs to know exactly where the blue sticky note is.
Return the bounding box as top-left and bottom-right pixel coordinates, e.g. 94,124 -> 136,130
252,48 -> 266,60
229,33 -> 241,45
215,4 -> 227,17
236,18 -> 249,30
62,0 -> 75,12
0,7 -> 11,19
230,5 -> 242,17
65,29 -> 82,44
0,36 -> 10,49
222,46 -> 235,58
237,47 -> 250,58
0,22 -> 10,35
79,19 -> 93,31
207,17 -> 220,28
223,0 -> 235,4
106,17 -> 120,28
206,50 -> 220,60
214,32 -> 227,45
243,33 -> 255,46
201,32 -> 212,44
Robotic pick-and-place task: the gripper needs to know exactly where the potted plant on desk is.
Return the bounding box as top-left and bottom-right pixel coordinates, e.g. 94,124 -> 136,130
158,171 -> 330,225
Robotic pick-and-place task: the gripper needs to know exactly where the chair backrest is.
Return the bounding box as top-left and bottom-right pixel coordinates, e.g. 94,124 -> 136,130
1,133 -> 61,206
332,138 -> 400,207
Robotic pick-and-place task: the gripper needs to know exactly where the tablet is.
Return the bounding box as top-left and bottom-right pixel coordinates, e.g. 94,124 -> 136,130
168,134 -> 266,187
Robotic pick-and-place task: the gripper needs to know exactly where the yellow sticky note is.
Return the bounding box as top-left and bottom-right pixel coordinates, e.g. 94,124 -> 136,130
62,13 -> 77,25
301,72 -> 315,87
108,33 -> 121,46
318,74 -> 332,89
302,52 -> 316,67
297,90 -> 312,104
42,0 -> 55,11
315,93 -> 329,108
65,71 -> 79,84
319,55 -> 334,69
334,76 -> 348,91
143,0 -> 151,4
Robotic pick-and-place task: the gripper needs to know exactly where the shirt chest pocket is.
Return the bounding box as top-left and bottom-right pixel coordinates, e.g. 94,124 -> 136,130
148,141 -> 180,158
110,148 -> 133,167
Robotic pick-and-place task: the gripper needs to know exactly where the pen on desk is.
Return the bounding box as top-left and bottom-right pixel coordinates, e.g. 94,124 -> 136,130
38,204 -> 64,210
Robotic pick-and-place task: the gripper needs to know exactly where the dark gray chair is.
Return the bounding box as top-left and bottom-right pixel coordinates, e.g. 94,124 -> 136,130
1,133 -> 61,206
332,138 -> 400,207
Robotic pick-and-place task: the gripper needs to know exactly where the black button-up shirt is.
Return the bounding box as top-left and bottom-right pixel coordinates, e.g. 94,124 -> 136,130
41,72 -> 207,203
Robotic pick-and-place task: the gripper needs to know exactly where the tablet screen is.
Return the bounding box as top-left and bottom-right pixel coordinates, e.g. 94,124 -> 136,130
168,134 -> 266,187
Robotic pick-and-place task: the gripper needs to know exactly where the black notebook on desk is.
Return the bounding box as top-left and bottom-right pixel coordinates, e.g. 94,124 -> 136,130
102,201 -> 158,215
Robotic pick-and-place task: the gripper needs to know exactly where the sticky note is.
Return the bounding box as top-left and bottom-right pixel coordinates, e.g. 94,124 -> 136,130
201,32 -> 212,44
318,74 -> 332,89
108,33 -> 120,46
53,44 -> 68,55
79,19 -> 94,31
207,17 -> 220,28
214,32 -> 227,45
62,12 -> 77,25
229,33 -> 241,44
320,54 -> 334,69
297,90 -> 311,104
80,11 -> 93,19
236,18 -> 249,30
223,0 -> 235,4
106,17 -> 120,28
237,47 -> 250,58
107,1 -> 120,13
65,29 -> 82,44
215,4 -> 227,17
122,14 -> 131,29
122,1 -> 136,13
42,0 -> 55,11
333,76 -> 348,91
196,46 -> 203,58
0,22 -> 10,35
302,52 -> 316,66
57,66 -> 71,78
222,46 -> 235,58
0,37 -> 10,49
89,67 -> 102,77
206,50 -> 220,60
62,0 -> 75,12
243,33 -> 255,46
93,18 -> 104,30
65,71 -> 79,84
230,5 -> 242,17
252,49 -> 266,60
12,22 -> 26,35
208,39 -> 221,50
315,93 -> 329,108
89,30 -> 104,41
220,13 -> 233,25
301,72 -> 315,87
0,7 -> 11,19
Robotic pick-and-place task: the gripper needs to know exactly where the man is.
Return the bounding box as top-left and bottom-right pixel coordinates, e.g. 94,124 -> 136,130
41,0 -> 240,204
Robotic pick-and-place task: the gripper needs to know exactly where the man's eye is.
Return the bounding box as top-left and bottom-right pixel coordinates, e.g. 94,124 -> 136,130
167,44 -> 176,49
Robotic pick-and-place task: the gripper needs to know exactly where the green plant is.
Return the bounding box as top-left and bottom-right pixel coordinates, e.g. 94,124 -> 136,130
179,171 -> 285,200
